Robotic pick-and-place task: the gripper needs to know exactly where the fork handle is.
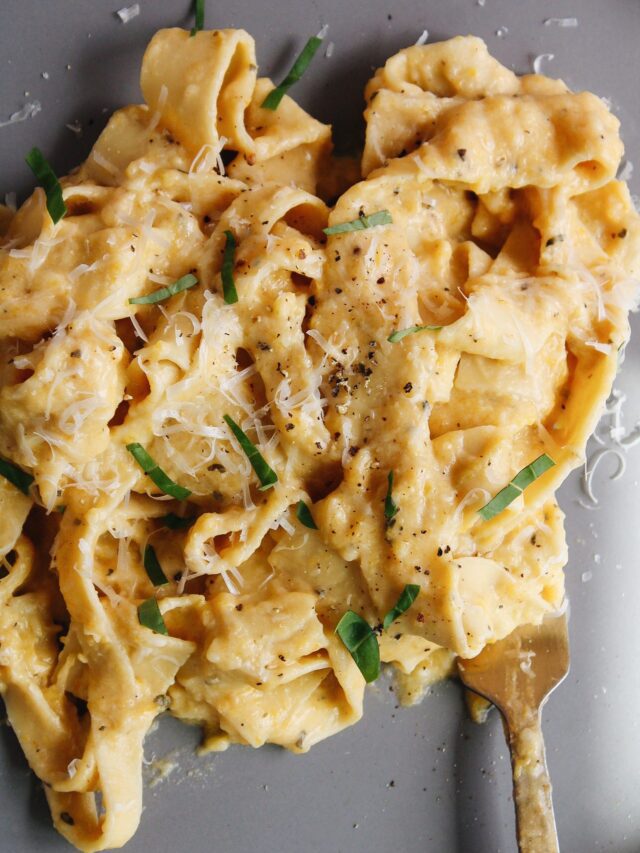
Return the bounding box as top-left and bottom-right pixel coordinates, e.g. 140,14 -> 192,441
506,711 -> 560,853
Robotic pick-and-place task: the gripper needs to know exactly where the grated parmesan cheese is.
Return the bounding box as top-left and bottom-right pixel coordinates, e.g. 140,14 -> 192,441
148,84 -> 168,132
189,138 -> 228,177
170,311 -> 201,344
116,4 -> 140,24
581,447 -> 626,507
220,568 -> 240,595
241,482 -> 255,511
10,235 -> 64,274
69,260 -> 100,281
584,341 -> 612,355
0,100 -> 41,129
270,512 -> 296,536
273,532 -> 309,554
152,406 -> 227,440
11,355 -> 33,370
118,209 -> 171,250
16,423 -> 37,467
273,376 -> 326,420
129,312 -> 149,343
67,758 -> 81,778
93,576 -> 125,607
135,160 -> 155,174
306,328 -> 348,363
340,417 -> 353,467
147,272 -> 173,285
532,54 -> 554,74
58,394 -> 108,435
544,17 -> 578,28
53,299 -> 78,339
450,488 -> 492,528
91,150 -> 121,177
257,567 -> 276,591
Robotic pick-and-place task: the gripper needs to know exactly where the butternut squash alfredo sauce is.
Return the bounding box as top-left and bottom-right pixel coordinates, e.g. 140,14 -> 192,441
0,27 -> 638,851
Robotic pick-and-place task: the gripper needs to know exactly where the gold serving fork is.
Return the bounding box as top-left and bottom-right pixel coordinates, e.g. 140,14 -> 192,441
457,613 -> 570,853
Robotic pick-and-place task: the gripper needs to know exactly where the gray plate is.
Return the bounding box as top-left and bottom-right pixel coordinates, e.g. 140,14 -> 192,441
1,1 -> 639,851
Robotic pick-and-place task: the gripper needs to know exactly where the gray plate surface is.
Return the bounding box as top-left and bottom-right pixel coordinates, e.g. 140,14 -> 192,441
1,1 -> 639,851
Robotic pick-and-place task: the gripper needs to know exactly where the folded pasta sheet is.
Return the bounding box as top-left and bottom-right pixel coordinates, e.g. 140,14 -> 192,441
0,28 -> 638,851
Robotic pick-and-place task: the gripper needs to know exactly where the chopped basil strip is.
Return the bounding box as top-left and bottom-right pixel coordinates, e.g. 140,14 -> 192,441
478,453 -> 555,521
296,500 -> 318,529
143,544 -> 169,586
126,443 -> 192,500
323,210 -> 393,236
383,584 -> 420,630
261,34 -> 324,110
159,512 -> 196,530
478,483 -> 521,520
335,611 -> 380,683
137,597 -> 168,635
510,454 -> 556,489
221,230 -> 238,304
387,324 -> 442,343
129,273 -> 198,305
190,0 -> 204,35
0,457 -> 34,496
223,415 -> 277,490
25,147 -> 66,224
384,470 -> 399,524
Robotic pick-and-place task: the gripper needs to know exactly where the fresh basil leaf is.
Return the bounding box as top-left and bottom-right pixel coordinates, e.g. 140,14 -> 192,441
478,454 -> 555,521
190,0 -> 204,35
296,500 -> 318,529
510,453 -> 555,490
383,584 -> 421,630
159,512 -> 196,530
137,597 -> 168,635
323,210 -> 393,236
221,230 -> 238,304
261,33 -> 325,110
223,415 -> 277,490
25,147 -> 66,224
478,484 -> 521,521
387,324 -> 442,343
129,273 -> 198,305
384,470 -> 399,524
0,457 -> 34,496
143,544 -> 169,586
335,610 -> 380,682
126,443 -> 192,500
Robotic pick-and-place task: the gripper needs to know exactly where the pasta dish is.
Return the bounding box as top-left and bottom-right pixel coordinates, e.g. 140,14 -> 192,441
0,22 -> 638,851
